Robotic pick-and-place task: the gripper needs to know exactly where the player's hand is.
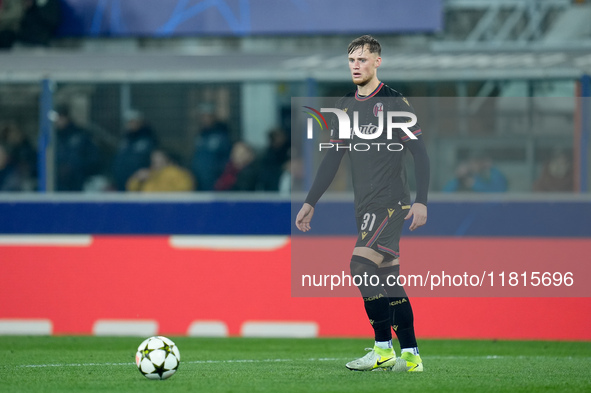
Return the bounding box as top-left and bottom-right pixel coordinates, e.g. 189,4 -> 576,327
405,203 -> 427,231
295,203 -> 315,232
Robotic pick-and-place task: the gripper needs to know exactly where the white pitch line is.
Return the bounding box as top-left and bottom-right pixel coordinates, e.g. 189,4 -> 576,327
19,362 -> 134,368
17,357 -> 347,368
16,355 -> 589,369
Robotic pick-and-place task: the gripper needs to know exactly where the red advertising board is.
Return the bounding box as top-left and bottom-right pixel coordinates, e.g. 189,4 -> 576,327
1,236 -> 589,340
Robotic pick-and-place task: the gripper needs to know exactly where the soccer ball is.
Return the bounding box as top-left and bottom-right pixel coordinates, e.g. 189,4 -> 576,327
135,336 -> 181,380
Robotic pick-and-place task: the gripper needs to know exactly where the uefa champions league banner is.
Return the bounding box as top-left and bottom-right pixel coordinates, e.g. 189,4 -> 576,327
58,0 -> 443,37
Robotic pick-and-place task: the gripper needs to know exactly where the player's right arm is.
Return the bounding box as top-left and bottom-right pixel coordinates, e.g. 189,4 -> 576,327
295,203 -> 314,232
295,147 -> 346,232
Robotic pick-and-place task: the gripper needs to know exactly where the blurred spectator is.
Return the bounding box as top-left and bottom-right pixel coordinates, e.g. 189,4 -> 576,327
214,141 -> 258,191
0,0 -> 23,47
54,105 -> 100,191
278,152 -> 304,195
0,143 -> 24,191
126,148 -> 195,192
0,0 -> 61,49
191,104 -> 232,191
111,109 -> 157,191
0,121 -> 36,190
533,150 -> 573,192
443,153 -> 508,192
258,127 -> 290,191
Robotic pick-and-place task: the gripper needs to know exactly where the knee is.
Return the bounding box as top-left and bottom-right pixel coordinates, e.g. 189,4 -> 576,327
350,255 -> 382,298
350,255 -> 378,278
379,264 -> 407,297
379,264 -> 400,279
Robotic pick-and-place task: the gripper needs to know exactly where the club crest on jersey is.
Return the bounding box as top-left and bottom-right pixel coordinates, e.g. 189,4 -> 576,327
373,102 -> 383,117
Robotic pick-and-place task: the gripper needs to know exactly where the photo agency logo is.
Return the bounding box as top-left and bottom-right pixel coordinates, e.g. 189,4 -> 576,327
303,104 -> 417,151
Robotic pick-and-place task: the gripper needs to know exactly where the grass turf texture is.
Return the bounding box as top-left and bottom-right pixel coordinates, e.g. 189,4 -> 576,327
0,337 -> 589,393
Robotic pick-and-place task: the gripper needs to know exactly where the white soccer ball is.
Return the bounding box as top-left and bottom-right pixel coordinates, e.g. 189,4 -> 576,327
135,336 -> 181,380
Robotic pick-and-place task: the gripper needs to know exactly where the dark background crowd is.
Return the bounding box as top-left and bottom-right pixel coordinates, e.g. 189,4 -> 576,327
0,0 -> 61,49
0,0 -> 580,194
0,105 -> 293,193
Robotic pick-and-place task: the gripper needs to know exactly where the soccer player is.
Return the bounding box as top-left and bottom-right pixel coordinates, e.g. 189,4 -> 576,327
295,35 -> 429,372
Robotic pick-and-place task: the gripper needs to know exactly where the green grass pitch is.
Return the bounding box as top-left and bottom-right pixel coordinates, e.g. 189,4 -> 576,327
0,336 -> 589,393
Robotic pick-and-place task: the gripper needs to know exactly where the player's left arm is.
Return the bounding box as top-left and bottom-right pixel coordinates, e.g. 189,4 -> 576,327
403,134 -> 430,231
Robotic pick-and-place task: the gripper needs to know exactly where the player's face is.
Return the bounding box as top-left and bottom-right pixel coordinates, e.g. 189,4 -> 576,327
348,45 -> 381,86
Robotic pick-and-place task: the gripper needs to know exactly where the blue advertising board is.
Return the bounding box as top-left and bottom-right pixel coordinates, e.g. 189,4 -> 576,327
0,198 -> 589,237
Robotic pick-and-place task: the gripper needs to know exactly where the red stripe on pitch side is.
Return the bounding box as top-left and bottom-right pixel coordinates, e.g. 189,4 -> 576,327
574,82 -> 582,191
